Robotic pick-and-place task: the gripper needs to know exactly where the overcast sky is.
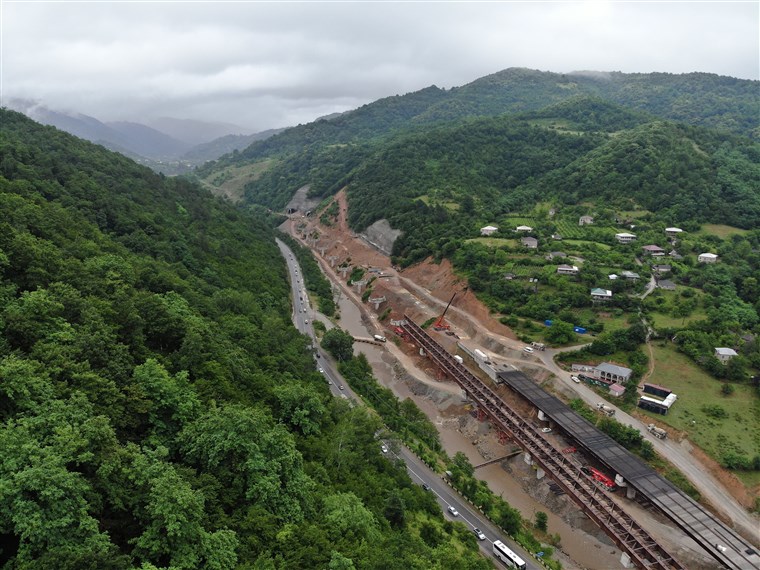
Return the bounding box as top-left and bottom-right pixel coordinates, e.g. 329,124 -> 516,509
3,1 -> 758,132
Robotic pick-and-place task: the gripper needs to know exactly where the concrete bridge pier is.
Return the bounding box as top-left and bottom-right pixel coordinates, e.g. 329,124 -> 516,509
524,453 -> 533,466
536,467 -> 545,480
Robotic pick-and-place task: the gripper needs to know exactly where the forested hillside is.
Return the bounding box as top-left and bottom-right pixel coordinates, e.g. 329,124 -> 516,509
0,110 -> 490,569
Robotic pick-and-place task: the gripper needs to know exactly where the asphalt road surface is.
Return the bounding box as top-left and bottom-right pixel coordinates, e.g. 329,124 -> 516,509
276,238 -> 539,569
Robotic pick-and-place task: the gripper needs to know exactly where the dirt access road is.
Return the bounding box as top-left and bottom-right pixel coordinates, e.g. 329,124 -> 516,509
285,192 -> 759,547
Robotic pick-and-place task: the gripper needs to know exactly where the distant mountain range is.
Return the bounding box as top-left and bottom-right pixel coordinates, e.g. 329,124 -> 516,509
5,99 -> 281,173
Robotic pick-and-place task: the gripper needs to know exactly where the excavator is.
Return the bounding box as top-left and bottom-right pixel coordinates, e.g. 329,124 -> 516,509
433,287 -> 467,331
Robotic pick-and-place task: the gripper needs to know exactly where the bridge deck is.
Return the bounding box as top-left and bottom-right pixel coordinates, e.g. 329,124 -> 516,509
499,369 -> 759,570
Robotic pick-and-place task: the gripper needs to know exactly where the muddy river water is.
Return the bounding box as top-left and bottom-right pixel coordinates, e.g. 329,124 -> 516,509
328,291 -> 623,570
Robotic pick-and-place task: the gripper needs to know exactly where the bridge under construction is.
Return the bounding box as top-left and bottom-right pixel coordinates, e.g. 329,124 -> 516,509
399,315 -> 759,570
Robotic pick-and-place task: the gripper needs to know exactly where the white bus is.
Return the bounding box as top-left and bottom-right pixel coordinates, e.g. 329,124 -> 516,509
493,540 -> 527,569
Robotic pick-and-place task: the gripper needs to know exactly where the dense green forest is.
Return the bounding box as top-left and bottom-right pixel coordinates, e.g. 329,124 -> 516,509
0,109 -> 491,569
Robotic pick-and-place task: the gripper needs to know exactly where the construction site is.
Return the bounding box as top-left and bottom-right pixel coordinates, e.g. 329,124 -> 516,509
284,190 -> 760,570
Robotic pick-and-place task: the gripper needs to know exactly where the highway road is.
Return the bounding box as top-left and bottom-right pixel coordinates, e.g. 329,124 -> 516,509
275,238 -> 538,569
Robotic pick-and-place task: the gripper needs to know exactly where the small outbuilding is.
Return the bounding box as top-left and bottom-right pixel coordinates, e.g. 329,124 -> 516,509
698,253 -> 719,263
609,383 -> 626,398
714,347 -> 738,363
480,225 -> 499,236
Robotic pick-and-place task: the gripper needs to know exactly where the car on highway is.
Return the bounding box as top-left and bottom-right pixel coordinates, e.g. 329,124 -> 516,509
304,320 -> 308,324
473,528 -> 486,541
318,368 -> 323,373
381,444 -> 388,453
571,375 -> 580,383
339,385 -> 344,390
541,427 -> 552,433
421,483 -> 431,491
447,506 -> 459,517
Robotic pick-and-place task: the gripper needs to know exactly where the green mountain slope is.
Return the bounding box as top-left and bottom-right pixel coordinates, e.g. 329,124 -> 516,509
0,110 -> 490,569
198,68 -> 755,191
537,121 -> 760,227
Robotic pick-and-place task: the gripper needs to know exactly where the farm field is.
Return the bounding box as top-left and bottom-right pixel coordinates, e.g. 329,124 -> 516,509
642,344 -> 760,486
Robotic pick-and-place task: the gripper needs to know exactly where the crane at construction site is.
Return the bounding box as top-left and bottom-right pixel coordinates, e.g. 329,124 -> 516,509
433,287 -> 467,331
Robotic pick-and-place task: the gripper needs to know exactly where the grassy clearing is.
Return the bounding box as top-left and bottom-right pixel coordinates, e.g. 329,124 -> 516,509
573,308 -> 630,333
200,159 -> 275,202
700,224 -> 748,238
645,344 -> 760,464
562,239 -> 612,251
465,237 -> 514,248
501,216 -> 535,228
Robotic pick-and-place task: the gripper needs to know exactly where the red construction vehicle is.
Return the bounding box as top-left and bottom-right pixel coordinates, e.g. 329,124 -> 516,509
433,288 -> 467,331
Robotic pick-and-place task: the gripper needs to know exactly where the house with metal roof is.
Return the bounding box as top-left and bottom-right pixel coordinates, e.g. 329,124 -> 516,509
595,362 -> 633,383
714,347 -> 738,363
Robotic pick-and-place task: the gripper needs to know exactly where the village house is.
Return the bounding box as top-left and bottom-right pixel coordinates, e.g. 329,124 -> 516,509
480,225 -> 499,236
621,270 -> 640,280
657,279 -> 677,291
698,253 -> 719,264
556,264 -> 579,275
595,362 -> 633,383
579,215 -> 594,226
546,251 -> 567,261
551,233 -> 563,241
615,232 -> 637,244
642,244 -> 666,256
515,225 -> 533,232
669,250 -> 683,260
590,288 -> 613,302
608,274 -> 619,280
651,264 -> 672,275
665,227 -> 684,238
714,347 -> 738,363
521,236 -> 538,249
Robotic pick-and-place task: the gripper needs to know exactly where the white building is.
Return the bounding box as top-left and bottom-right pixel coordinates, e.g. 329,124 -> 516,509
556,264 -> 579,275
591,288 -> 613,302
615,232 -> 637,244
698,253 -> 719,263
515,225 -> 533,232
480,225 -> 499,236
714,347 -> 738,363
595,362 -> 633,383
665,227 -> 684,238
579,215 -> 594,226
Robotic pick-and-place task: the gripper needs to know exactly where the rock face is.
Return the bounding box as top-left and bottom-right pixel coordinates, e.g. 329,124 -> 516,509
284,185 -> 322,214
360,219 -> 402,256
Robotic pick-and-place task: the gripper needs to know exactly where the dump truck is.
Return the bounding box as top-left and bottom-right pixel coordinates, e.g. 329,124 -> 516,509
596,403 -> 616,417
647,424 -> 667,439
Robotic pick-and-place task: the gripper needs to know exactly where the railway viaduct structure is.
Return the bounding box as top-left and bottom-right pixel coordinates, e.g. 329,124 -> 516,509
400,315 -> 759,570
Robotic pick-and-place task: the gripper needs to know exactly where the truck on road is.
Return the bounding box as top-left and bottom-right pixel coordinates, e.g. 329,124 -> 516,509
373,334 -> 387,342
647,424 -> 667,439
596,403 -> 616,416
